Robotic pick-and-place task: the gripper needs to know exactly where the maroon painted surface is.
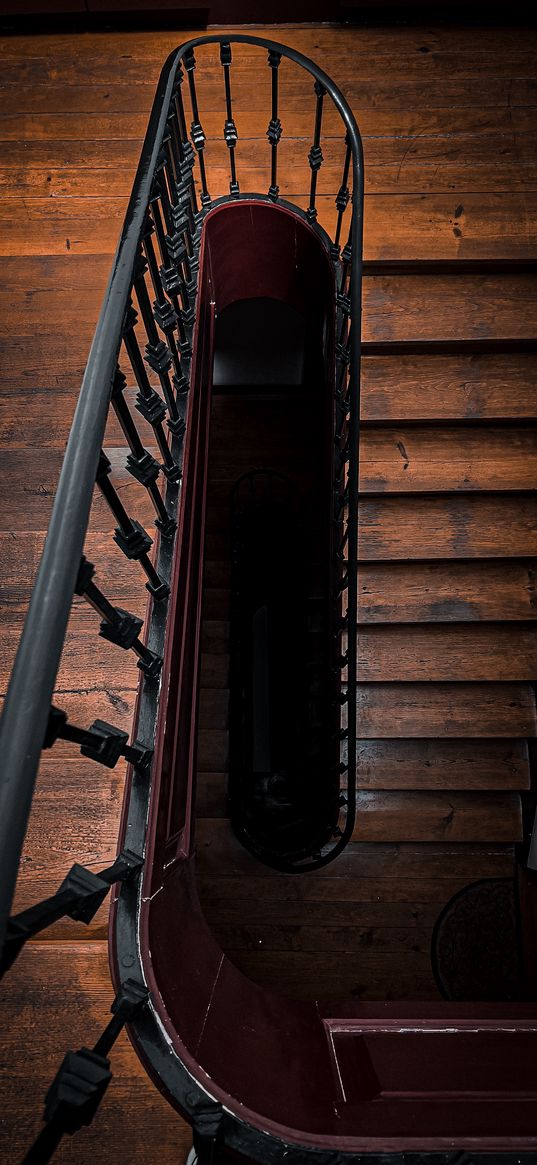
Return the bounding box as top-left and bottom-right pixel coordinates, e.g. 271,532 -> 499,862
111,199 -> 537,1152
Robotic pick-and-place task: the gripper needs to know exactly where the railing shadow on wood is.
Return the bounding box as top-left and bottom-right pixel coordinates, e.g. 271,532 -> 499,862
0,34 -> 364,1164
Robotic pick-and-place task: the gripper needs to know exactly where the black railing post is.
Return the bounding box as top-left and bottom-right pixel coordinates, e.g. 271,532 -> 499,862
220,41 -> 239,195
95,452 -> 169,600
306,79 -> 325,223
267,49 -> 282,201
22,980 -> 149,1165
184,47 -> 211,206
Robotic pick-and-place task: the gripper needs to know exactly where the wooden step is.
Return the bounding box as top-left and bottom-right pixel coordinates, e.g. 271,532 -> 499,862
353,623 -> 537,681
358,495 -> 537,559
360,425 -> 537,492
350,791 -> 523,843
196,738 -> 530,815
358,560 -> 537,623
361,353 -> 537,423
198,681 -> 537,737
361,274 -> 537,344
355,739 -> 530,791
355,682 -> 537,738
201,563 -> 537,624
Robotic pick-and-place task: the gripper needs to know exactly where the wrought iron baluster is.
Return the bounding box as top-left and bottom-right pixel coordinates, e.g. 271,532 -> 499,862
332,136 -> 352,258
143,214 -> 191,361
123,299 -> 184,434
43,705 -> 153,770
1,849 -> 143,978
111,368 -> 176,537
151,190 -> 196,330
306,79 -> 325,223
220,41 -> 239,195
95,451 -> 169,600
75,555 -> 163,677
267,49 -> 282,201
184,47 -> 211,206
22,981 -> 148,1165
171,63 -> 200,220
123,304 -> 186,448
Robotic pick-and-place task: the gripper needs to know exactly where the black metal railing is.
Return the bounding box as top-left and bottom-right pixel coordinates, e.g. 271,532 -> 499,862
0,35 -> 363,1162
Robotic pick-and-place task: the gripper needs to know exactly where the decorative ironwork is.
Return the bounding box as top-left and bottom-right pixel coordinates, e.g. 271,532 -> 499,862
267,48 -> 282,200
22,980 -> 148,1164
220,41 -> 239,195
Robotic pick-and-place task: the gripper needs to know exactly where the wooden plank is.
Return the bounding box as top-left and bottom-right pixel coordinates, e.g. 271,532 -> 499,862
362,275 -> 537,342
0,448 -> 156,532
201,619 -> 537,680
350,790 -> 522,842
360,426 -> 537,492
358,561 -> 537,622
354,682 -> 537,738
361,353 -> 537,422
0,942 -> 190,1163
358,495 -> 537,559
196,735 -> 530,816
356,739 -> 530,790
2,269 -> 536,356
354,623 -> 537,681
220,949 -> 437,1001
195,819 -> 516,879
1,193 -> 536,259
198,563 -> 537,625
196,681 -> 537,739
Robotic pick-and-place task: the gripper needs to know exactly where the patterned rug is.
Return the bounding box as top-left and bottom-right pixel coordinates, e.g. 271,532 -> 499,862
431,877 -> 522,1001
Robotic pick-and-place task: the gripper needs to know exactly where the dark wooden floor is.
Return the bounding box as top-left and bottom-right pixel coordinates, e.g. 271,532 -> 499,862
1,19 -> 537,1162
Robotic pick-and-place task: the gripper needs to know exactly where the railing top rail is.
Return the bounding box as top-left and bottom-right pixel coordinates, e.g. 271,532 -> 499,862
0,33 -> 363,949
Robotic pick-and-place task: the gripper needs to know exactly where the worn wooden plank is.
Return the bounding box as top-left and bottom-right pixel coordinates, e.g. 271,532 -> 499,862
0,942 -> 190,1163
358,495 -> 537,559
354,682 -> 537,738
361,353 -> 537,422
195,819 -> 516,878
361,426 -> 537,493
2,193 -> 536,259
350,790 -> 522,843
358,561 -> 537,622
356,738 -> 530,790
354,623 -> 537,681
362,276 -> 537,342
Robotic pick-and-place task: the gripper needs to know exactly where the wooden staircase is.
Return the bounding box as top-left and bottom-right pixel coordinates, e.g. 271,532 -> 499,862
195,268 -> 537,1001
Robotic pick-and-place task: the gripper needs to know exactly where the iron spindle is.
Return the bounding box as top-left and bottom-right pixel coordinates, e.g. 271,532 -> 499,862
43,705 -> 153,771
267,49 -> 282,200
123,300 -> 184,436
111,368 -> 176,535
22,981 -> 148,1165
172,63 -> 200,221
75,555 -> 163,676
184,48 -> 211,206
122,311 -> 186,451
1,850 -> 143,978
306,79 -> 325,223
151,192 -> 196,327
143,224 -> 192,363
220,42 -> 239,195
95,452 -> 169,600
332,136 -> 352,257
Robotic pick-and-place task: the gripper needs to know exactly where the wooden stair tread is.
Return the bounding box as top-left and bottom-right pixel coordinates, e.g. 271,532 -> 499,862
361,353 -> 537,423
198,682 -> 537,736
359,424 -> 537,492
350,790 -> 523,843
